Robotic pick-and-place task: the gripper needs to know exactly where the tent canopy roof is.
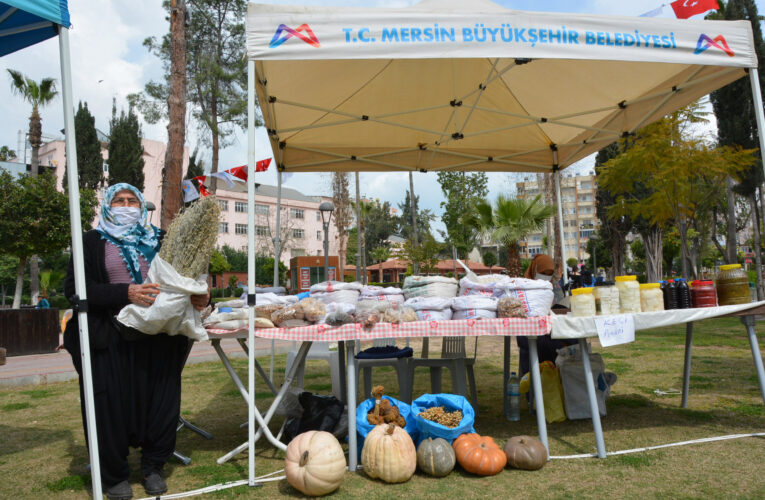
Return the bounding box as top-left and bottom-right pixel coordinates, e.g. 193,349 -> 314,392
0,0 -> 69,57
247,0 -> 756,173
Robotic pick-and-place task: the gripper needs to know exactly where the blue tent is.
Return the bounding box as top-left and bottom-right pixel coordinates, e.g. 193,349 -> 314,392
1,1 -> 102,497
0,0 -> 70,56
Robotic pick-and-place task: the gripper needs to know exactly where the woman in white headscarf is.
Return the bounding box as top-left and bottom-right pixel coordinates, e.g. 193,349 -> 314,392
64,183 -> 207,500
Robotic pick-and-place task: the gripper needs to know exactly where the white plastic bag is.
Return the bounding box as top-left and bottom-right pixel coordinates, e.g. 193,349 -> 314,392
493,278 -> 554,317
116,255 -> 209,341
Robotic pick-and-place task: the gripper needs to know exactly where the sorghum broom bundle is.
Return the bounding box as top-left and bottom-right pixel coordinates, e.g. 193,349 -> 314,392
159,196 -> 221,278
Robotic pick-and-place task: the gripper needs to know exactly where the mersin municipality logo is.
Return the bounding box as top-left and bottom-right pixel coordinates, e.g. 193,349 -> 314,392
269,24 -> 320,48
694,34 -> 734,57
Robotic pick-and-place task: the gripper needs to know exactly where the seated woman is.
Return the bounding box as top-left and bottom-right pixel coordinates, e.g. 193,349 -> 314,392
516,254 -> 576,378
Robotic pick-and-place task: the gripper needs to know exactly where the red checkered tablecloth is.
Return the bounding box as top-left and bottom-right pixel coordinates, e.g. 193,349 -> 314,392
206,316 -> 552,342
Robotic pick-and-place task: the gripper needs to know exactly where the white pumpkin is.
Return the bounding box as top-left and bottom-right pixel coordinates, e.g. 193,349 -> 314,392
285,431 -> 346,496
361,423 -> 417,483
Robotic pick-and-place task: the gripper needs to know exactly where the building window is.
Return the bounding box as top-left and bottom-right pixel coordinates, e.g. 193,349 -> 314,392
292,229 -> 305,239
291,249 -> 305,258
235,201 -> 247,213
103,161 -> 109,173
218,200 -> 228,211
255,225 -> 270,237
316,211 -> 321,221
317,230 -> 322,240
235,223 -> 247,235
219,222 -> 228,233
255,203 -> 269,216
291,208 -> 304,219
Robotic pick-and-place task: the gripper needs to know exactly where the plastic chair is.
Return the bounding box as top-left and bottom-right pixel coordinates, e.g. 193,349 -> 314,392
405,337 -> 478,413
355,338 -> 413,402
286,342 -> 343,400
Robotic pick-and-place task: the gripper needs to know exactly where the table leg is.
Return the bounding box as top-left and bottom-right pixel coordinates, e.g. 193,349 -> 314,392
579,338 -> 606,458
338,341 -> 347,404
346,341 -> 358,472
236,338 -> 279,395
741,315 -> 765,405
503,337 -> 510,419
528,337 -> 548,458
681,322 -> 694,408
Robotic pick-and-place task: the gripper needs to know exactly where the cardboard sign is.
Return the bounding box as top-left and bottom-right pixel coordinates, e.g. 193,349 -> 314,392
595,314 -> 635,347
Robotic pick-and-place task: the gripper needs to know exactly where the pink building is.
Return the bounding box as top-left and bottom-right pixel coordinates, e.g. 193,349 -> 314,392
38,135 -> 190,227
216,184 -> 339,267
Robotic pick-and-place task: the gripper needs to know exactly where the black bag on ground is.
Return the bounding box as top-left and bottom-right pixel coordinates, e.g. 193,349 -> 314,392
282,392 -> 346,443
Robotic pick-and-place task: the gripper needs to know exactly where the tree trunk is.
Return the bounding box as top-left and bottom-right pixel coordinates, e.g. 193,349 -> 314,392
679,217 -> 691,279
726,176 -> 738,263
28,109 -> 41,305
642,228 -> 663,282
409,172 -> 419,274
506,241 -> 523,277
610,236 -> 625,279
379,265 -> 383,283
355,172 -> 361,282
210,110 -> 219,193
12,255 -> 26,309
752,194 -> 764,300
160,0 -> 186,230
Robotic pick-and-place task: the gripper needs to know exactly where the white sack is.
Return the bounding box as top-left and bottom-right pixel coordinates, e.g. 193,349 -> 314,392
451,308 -> 497,320
203,308 -> 248,326
359,286 -> 405,305
402,282 -> 458,300
216,299 -> 244,309
309,280 -> 363,293
311,289 -> 360,305
415,308 -> 453,321
459,274 -> 510,297
493,278 -> 554,317
255,292 -> 298,306
208,319 -> 250,330
403,275 -> 457,289
451,295 -> 498,311
404,296 -> 453,311
117,255 -> 209,341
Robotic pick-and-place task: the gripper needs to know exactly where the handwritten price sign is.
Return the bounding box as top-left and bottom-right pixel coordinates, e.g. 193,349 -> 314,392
595,314 -> 635,347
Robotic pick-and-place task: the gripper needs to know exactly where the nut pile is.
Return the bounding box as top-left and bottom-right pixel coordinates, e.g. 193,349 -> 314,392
418,406 -> 463,428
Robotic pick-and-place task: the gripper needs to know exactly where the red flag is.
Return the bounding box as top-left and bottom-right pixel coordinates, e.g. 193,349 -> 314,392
198,182 -> 211,197
256,158 -> 271,172
227,165 -> 248,181
670,0 -> 719,19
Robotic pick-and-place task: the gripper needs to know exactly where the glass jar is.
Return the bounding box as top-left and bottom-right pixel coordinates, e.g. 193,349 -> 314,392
716,264 -> 751,306
615,275 -> 641,314
691,280 -> 717,308
570,287 -> 596,317
639,283 -> 664,312
593,282 -> 620,316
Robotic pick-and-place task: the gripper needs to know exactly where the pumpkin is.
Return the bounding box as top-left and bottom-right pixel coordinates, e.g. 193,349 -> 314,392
417,437 -> 456,477
285,431 -> 346,496
361,423 -> 417,483
504,435 -> 547,471
452,433 -> 507,476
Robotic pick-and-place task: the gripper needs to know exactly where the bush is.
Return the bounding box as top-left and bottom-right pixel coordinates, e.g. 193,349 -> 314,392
49,295 -> 70,309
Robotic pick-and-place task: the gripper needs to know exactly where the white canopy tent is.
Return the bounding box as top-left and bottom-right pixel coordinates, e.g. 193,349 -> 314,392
243,0 -> 765,480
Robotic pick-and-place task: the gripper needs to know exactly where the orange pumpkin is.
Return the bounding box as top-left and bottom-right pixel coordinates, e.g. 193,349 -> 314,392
452,433 -> 507,476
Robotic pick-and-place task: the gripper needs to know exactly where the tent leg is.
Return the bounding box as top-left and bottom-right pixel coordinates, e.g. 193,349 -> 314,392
681,322 -> 693,408
554,171 -> 568,283
749,70 -> 765,184
60,27 -> 102,499
528,337 -> 548,458
247,58 -> 258,487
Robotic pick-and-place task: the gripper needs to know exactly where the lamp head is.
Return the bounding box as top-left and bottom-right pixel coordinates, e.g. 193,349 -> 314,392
319,201 -> 335,225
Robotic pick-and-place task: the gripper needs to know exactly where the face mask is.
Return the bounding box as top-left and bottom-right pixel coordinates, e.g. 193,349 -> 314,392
112,206 -> 141,226
535,273 -> 553,282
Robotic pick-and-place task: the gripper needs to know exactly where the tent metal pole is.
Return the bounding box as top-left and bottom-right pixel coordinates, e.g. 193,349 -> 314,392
749,69 -> 765,184
60,26 -> 102,500
355,171 -> 361,282
271,170 -> 282,380
555,170 -> 569,284
247,58 -> 257,487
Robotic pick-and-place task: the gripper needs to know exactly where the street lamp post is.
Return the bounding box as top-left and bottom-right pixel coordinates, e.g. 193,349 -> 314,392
319,201 -> 335,282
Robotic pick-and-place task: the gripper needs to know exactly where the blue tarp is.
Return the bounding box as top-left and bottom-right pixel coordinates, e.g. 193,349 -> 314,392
0,0 -> 70,57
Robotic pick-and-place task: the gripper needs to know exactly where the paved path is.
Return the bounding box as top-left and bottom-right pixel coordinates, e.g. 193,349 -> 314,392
0,337 -> 294,388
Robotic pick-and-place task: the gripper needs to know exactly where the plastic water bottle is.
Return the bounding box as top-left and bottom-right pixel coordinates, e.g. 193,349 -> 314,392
506,372 -> 520,421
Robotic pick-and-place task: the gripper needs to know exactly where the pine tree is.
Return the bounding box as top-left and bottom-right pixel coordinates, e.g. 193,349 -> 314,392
66,101 -> 104,190
437,171 -> 488,258
107,100 -> 145,190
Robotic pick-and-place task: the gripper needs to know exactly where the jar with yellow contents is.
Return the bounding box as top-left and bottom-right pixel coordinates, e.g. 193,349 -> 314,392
716,264 -> 750,305
615,275 -> 641,314
570,287 -> 596,317
639,283 -> 664,312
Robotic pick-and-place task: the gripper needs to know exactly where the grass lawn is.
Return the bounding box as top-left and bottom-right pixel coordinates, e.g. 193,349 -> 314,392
2,317 -> 765,498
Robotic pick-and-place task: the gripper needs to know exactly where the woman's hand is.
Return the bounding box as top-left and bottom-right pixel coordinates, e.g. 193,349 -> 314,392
128,283 -> 160,307
190,292 -> 210,311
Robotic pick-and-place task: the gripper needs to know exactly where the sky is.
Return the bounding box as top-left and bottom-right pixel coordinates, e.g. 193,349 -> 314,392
1,0 -> 763,238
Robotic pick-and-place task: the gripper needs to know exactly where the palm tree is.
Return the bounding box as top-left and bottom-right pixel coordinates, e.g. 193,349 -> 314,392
469,194 -> 555,277
8,69 -> 58,305
371,245 -> 391,282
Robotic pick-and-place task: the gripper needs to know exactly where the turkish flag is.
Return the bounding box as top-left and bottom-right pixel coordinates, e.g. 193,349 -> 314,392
227,165 -> 247,181
670,0 -> 719,19
255,158 -> 271,172
197,182 -> 211,197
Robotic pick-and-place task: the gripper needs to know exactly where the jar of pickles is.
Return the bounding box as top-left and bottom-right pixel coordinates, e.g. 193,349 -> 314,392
593,282 -> 620,316
639,283 -> 664,312
571,287 -> 596,317
691,280 -> 717,308
615,275 -> 641,313
716,264 -> 751,305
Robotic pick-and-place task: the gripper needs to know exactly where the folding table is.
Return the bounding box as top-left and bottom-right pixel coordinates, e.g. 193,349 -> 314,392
207,315 -> 552,470
550,300 -> 765,458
